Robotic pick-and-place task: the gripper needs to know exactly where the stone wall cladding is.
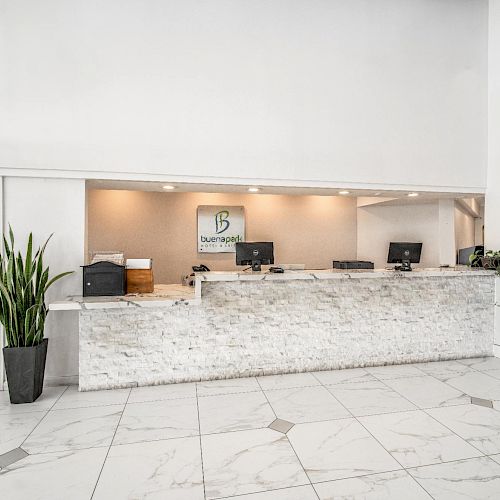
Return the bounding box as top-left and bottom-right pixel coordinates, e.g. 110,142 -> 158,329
79,275 -> 495,390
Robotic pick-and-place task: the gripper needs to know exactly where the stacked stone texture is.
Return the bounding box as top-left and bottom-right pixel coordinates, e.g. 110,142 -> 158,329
79,276 -> 495,390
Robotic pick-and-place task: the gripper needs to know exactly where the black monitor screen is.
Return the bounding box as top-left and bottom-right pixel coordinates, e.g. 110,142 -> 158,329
235,242 -> 274,266
387,242 -> 422,264
458,245 -> 483,265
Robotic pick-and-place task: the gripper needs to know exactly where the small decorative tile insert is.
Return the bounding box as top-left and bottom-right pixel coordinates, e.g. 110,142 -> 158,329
269,418 -> 295,434
471,397 -> 494,408
0,447 -> 28,469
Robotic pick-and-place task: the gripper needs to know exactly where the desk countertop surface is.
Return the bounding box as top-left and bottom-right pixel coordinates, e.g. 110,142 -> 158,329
49,267 -> 494,311
196,266 -> 494,282
49,284 -> 198,311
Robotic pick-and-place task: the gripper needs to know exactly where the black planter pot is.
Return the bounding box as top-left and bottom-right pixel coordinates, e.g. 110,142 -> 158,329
3,338 -> 48,404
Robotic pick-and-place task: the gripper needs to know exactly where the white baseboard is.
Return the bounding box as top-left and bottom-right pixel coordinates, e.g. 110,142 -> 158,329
493,345 -> 500,358
45,374 -> 79,386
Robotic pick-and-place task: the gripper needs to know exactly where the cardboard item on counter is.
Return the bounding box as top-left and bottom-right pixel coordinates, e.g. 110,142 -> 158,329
126,268 -> 154,294
126,258 -> 152,269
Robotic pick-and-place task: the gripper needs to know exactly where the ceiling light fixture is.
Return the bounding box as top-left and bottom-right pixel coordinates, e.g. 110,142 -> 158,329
407,192 -> 419,197
248,187 -> 260,193
162,185 -> 176,190
338,190 -> 350,195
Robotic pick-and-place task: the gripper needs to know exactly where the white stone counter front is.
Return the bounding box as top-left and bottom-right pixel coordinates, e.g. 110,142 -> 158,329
50,268 -> 496,391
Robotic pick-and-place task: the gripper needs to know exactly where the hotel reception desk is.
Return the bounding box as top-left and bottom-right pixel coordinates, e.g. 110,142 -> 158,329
50,268 -> 496,391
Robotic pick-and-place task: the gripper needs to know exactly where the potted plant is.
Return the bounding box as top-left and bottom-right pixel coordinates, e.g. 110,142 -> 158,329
480,250 -> 500,275
468,249 -> 483,268
0,228 -> 73,404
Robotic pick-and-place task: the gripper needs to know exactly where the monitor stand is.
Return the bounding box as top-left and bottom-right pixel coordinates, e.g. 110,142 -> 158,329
251,260 -> 262,272
398,259 -> 412,272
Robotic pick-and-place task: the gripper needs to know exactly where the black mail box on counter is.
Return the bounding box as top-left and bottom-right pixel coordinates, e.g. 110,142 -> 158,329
333,260 -> 374,270
82,261 -> 126,296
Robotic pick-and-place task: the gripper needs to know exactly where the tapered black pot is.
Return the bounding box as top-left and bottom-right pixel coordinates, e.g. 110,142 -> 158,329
3,338 -> 48,404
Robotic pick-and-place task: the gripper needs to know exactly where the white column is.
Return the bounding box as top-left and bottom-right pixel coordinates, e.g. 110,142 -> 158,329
0,176 -> 4,390
3,177 -> 85,386
487,0 -> 500,355
438,199 -> 456,267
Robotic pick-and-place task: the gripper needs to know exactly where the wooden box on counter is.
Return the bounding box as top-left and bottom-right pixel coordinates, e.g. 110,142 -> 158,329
126,269 -> 154,294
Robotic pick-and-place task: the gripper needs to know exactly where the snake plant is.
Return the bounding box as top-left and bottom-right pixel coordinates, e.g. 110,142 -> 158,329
0,227 -> 73,348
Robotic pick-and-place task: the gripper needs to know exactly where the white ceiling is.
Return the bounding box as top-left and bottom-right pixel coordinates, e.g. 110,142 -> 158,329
86,179 -> 484,203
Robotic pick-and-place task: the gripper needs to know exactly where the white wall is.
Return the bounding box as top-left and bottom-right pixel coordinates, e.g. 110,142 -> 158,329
455,204 -> 476,251
357,200 -> 478,268
0,0 -> 488,191
357,203 -> 440,268
1,178 -> 86,386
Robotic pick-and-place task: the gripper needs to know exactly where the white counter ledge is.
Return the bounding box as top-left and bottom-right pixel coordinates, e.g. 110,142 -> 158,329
195,267 -> 493,282
49,284 -> 199,311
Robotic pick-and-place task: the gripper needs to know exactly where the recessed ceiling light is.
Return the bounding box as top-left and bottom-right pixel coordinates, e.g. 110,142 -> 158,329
338,190 -> 350,195
248,187 -> 260,193
162,185 -> 176,190
407,192 -> 419,197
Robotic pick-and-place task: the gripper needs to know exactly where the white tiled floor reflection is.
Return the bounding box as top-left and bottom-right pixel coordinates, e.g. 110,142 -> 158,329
3,358 -> 500,498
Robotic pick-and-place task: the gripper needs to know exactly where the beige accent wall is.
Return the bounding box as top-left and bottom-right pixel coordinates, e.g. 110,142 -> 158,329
87,190 -> 357,284
455,204 -> 476,251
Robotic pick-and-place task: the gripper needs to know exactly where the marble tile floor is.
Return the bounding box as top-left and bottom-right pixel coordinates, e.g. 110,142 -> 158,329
3,358 -> 500,499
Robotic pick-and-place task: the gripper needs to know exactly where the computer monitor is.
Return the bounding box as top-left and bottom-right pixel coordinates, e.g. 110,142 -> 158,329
387,242 -> 422,272
236,242 -> 274,272
458,245 -> 483,266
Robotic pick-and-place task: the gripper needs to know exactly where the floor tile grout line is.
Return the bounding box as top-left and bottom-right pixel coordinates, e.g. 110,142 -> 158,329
9,444 -> 112,457
319,373 -> 437,499
4,365 -> 496,473
256,377 -> 320,500
197,389 -> 262,398
403,454 -> 500,500
372,374 -> 489,459
46,402 -> 130,412
15,401 -> 485,456
90,386 -> 132,500
455,358 -> 497,371
255,378 -> 276,418
284,437 -> 321,500
312,465 -> 438,500
420,361 -> 500,392
5,363 -> 499,498
314,367 -> 423,415
19,385 -> 70,451
403,470 -> 438,500
313,369 -> 479,416
406,455 -> 500,470
211,483 -> 314,500
211,454 -> 500,500
312,376 -> 423,498
14,398 -> 487,458
367,369 -> 471,411
421,407 -> 487,458
195,382 -> 207,500
260,383 -> 322,392
306,466 -> 408,486
352,410 -> 437,499
308,376 -> 357,420
315,374 -> 404,465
